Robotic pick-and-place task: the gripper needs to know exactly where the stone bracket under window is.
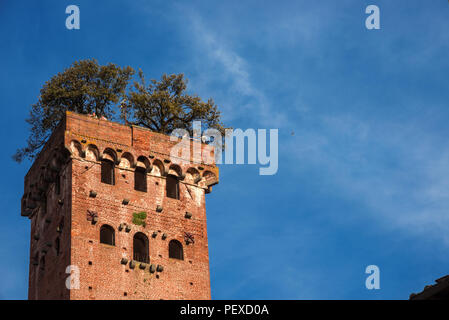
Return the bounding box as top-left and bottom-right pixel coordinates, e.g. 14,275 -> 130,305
139,263 -> 147,270
86,210 -> 98,225
118,223 -> 131,232
184,232 -> 195,245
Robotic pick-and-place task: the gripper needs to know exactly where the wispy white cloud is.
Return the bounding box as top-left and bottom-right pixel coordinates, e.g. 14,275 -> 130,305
177,9 -> 288,127
171,1 -> 449,245
286,109 -> 449,245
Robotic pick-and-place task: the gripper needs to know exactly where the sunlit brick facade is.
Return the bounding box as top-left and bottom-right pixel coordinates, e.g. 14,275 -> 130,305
21,111 -> 218,300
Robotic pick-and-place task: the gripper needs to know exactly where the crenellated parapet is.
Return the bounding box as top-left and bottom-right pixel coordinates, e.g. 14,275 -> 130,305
21,111 -> 219,218
66,138 -> 218,189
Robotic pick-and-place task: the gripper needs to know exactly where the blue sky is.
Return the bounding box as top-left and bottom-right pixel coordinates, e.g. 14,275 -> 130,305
1,0 -> 448,299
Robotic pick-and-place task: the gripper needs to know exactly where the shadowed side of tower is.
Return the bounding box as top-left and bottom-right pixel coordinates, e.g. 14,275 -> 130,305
21,111 -> 219,300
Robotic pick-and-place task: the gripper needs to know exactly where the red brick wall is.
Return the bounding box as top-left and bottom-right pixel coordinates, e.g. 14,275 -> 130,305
27,159 -> 72,300
23,111 -> 219,300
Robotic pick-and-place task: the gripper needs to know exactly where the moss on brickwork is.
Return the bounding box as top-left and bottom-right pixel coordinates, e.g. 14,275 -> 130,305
132,211 -> 147,227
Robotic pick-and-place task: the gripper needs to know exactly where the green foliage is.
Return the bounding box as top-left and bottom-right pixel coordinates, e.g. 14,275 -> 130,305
123,72 -> 227,137
13,59 -> 134,162
132,211 -> 147,227
14,60 -> 228,164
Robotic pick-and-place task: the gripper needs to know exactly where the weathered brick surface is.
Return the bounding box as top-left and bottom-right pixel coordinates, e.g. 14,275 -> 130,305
22,111 -> 218,300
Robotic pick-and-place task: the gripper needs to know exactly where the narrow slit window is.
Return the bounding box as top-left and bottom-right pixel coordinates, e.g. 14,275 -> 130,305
33,252 -> 39,267
169,240 -> 184,260
40,255 -> 46,271
55,237 -> 60,256
134,167 -> 147,192
166,175 -> 179,200
100,225 -> 115,246
101,160 -> 115,185
55,175 -> 61,195
57,219 -> 64,233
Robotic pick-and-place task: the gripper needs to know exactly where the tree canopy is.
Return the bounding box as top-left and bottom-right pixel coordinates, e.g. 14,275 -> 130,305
13,59 -> 134,162
123,71 -> 226,137
13,59 -> 227,163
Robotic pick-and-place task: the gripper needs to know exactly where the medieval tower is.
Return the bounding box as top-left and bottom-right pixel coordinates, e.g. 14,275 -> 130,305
21,111 -> 219,300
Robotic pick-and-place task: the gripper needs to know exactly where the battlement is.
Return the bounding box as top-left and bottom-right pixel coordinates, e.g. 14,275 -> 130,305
22,111 -> 219,218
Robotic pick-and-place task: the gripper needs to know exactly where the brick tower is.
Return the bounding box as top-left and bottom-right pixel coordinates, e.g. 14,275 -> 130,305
21,111 -> 219,300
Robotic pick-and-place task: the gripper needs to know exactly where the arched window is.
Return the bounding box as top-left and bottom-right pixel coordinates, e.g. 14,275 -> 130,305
166,175 -> 179,199
169,240 -> 184,260
134,167 -> 147,192
101,159 -> 115,185
133,232 -> 149,263
100,225 -> 115,246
